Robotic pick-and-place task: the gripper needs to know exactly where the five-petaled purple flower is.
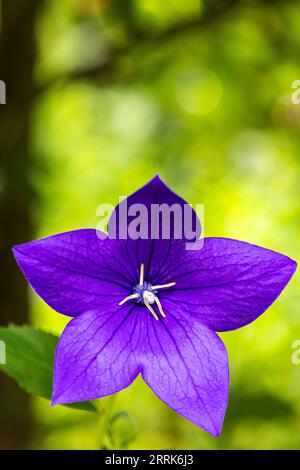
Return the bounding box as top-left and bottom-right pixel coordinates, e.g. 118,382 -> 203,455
13,176 -> 297,437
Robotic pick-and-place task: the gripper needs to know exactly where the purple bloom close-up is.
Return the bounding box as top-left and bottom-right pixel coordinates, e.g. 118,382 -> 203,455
12,176 -> 297,437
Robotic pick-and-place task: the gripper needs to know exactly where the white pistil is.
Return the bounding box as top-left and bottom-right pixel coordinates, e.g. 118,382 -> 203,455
142,290 -> 156,305
118,263 -> 175,321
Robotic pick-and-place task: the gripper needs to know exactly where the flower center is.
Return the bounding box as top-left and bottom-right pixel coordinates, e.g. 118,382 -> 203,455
132,281 -> 157,304
118,264 -> 176,320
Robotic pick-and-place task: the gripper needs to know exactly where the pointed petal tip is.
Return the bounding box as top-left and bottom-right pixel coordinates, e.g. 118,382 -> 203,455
51,387 -> 67,406
51,391 -> 71,407
12,239 -> 40,261
197,412 -> 224,438
153,174 -> 169,187
12,243 -> 27,264
12,245 -> 17,258
144,173 -> 173,191
146,173 -> 165,188
152,173 -> 166,185
51,394 -> 60,407
281,255 -> 297,282
210,423 -> 222,438
12,244 -> 22,256
197,413 -> 224,438
289,257 -> 297,272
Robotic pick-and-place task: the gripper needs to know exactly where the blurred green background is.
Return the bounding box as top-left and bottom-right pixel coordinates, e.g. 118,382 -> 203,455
1,0 -> 300,450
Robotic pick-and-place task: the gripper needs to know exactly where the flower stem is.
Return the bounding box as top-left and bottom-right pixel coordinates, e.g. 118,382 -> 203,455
95,395 -> 116,449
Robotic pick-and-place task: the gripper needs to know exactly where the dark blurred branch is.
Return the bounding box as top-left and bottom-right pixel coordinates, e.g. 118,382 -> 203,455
0,0 -> 44,449
38,0 -> 238,90
136,0 -> 238,43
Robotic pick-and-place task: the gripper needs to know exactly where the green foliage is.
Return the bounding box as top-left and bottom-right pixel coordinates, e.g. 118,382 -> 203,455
0,325 -> 95,413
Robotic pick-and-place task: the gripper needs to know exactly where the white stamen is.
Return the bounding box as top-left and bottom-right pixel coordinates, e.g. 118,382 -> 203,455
139,263 -> 144,287
151,282 -> 176,290
118,293 -> 139,306
154,296 -> 166,318
144,300 -> 159,321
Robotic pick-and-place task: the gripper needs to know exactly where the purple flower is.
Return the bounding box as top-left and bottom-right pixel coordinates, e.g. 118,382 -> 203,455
13,176 -> 296,437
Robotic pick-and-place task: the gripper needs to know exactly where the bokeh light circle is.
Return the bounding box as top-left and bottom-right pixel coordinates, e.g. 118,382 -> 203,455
175,68 -> 222,115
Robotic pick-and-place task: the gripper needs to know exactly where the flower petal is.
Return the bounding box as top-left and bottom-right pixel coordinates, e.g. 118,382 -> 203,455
122,237 -> 186,287
163,237 -> 297,331
52,306 -> 142,404
13,229 -> 132,317
140,314 -> 229,436
108,175 -> 201,241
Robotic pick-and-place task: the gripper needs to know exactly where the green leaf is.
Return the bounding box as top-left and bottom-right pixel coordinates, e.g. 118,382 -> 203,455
0,324 -> 96,412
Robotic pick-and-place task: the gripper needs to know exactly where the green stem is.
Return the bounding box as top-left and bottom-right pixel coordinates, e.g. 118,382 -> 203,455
95,395 -> 116,449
